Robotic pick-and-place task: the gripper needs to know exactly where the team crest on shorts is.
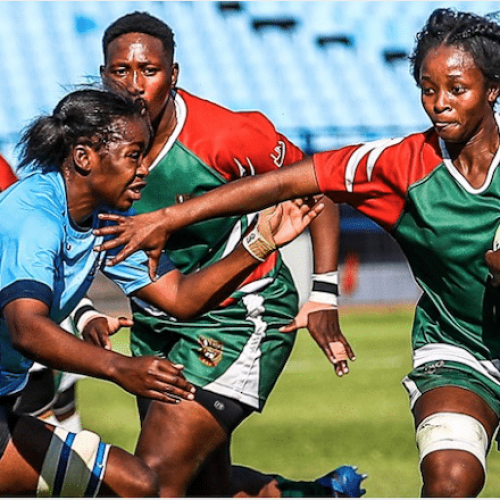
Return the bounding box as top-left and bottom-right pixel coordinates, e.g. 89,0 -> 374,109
198,336 -> 223,367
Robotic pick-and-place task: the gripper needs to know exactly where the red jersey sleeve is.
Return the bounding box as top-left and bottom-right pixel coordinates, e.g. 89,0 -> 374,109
0,155 -> 17,191
313,131 -> 442,231
178,90 -> 304,182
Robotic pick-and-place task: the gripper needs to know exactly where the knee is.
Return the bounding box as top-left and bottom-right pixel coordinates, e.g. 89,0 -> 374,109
421,451 -> 484,497
124,462 -> 160,498
416,412 -> 489,497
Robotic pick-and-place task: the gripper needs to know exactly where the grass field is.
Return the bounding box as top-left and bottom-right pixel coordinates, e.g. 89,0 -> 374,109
78,305 -> 500,498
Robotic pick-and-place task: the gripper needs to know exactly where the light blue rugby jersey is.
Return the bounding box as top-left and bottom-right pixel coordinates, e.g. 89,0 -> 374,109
0,170 -> 175,396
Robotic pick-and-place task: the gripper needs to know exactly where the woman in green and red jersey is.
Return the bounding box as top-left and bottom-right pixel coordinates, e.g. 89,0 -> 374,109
98,8 -> 500,497
89,10 -> 364,500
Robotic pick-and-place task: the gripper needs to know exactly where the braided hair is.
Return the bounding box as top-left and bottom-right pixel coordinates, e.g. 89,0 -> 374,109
17,88 -> 150,172
410,8 -> 500,90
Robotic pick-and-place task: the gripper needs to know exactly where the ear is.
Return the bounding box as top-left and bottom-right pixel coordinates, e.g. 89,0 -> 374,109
72,144 -> 93,177
487,83 -> 500,105
171,62 -> 179,88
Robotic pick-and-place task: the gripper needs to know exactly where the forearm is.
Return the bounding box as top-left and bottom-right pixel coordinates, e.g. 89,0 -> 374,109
165,158 -> 319,232
178,245 -> 262,317
137,245 -> 261,319
308,196 -> 340,273
6,303 -> 123,382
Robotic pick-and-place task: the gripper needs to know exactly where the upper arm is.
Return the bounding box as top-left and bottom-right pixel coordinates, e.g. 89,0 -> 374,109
0,211 -> 60,311
133,268 -> 184,314
3,298 -> 51,349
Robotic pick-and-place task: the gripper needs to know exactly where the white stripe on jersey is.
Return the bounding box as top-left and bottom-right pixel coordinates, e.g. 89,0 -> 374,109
345,137 -> 403,192
413,343 -> 500,387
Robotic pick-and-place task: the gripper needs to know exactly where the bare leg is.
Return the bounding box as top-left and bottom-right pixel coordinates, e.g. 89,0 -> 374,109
0,413 -> 159,497
135,398 -> 228,497
413,386 -> 499,497
136,398 -> 364,497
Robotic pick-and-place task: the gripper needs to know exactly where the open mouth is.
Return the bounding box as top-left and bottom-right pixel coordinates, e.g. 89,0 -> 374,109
127,182 -> 146,200
434,121 -> 456,131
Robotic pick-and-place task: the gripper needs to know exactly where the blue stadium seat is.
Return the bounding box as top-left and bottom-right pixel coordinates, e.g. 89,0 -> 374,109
0,0 -> 494,154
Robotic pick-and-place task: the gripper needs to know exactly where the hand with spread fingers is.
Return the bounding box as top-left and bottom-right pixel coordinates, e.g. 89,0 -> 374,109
95,211 -> 171,281
280,305 -> 355,376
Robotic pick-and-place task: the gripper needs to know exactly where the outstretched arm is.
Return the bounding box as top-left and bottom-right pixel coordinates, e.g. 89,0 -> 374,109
135,198 -> 323,319
95,158 -> 320,271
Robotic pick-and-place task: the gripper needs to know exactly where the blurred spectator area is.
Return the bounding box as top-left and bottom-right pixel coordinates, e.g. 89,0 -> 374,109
2,1 -> 495,304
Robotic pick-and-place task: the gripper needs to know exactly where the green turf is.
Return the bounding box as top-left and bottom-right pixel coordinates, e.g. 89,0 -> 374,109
77,306 -> 500,497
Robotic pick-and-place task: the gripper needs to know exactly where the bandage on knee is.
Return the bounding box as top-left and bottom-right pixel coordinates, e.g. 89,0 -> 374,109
37,426 -> 110,497
416,412 -> 489,471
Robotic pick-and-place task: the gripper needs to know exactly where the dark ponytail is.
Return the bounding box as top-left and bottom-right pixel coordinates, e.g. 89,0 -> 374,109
17,88 -> 150,172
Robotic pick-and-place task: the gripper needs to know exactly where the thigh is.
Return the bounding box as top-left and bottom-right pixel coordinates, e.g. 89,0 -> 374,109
414,385 -> 498,436
135,397 -> 229,496
0,411 -> 52,496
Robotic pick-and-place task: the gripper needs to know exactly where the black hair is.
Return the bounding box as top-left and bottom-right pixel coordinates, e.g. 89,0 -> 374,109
410,8 -> 500,89
17,88 -> 150,172
102,11 -> 175,62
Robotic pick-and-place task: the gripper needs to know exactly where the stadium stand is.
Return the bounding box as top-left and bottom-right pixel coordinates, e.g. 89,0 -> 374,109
1,1 -> 498,304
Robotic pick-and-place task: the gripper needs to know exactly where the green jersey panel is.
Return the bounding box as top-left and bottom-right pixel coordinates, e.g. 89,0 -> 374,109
393,163 -> 500,360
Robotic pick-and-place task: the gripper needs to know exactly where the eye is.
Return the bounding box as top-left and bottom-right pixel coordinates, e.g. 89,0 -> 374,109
128,150 -> 141,161
143,67 -> 159,76
420,86 -> 434,96
451,84 -> 466,94
111,67 -> 127,78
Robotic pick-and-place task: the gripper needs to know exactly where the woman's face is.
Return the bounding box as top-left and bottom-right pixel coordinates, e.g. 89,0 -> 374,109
419,44 -> 498,144
101,33 -> 178,124
89,116 -> 151,211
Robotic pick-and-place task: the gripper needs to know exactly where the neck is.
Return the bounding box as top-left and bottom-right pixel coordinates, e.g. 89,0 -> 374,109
146,92 -> 177,166
64,170 -> 96,226
445,115 -> 499,189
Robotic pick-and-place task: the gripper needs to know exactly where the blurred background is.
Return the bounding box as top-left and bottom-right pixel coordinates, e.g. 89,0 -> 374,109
3,4 -> 500,496
2,0 -> 499,307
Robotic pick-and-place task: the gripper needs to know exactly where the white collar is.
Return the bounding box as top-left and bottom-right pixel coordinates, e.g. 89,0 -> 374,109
439,113 -> 500,194
148,91 -> 187,172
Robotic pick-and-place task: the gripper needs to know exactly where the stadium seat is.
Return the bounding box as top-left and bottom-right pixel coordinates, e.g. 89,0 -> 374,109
0,1 -> 491,154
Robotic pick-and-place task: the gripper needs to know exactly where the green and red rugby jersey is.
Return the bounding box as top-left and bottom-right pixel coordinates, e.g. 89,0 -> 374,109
134,89 -> 304,300
313,123 -> 500,364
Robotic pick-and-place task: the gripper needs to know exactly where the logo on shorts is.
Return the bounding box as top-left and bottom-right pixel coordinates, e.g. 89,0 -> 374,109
214,400 -> 225,411
423,360 -> 444,374
198,336 -> 223,367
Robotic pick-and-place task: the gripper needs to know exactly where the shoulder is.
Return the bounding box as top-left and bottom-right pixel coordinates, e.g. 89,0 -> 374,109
315,129 -> 441,172
179,89 -> 280,145
0,172 -> 65,240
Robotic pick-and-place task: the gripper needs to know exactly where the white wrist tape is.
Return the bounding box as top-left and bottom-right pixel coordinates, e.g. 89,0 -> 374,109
72,298 -> 105,333
242,209 -> 277,262
309,271 -> 339,307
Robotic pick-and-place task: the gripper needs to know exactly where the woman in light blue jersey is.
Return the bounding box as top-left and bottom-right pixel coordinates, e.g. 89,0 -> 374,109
0,88 -> 319,497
